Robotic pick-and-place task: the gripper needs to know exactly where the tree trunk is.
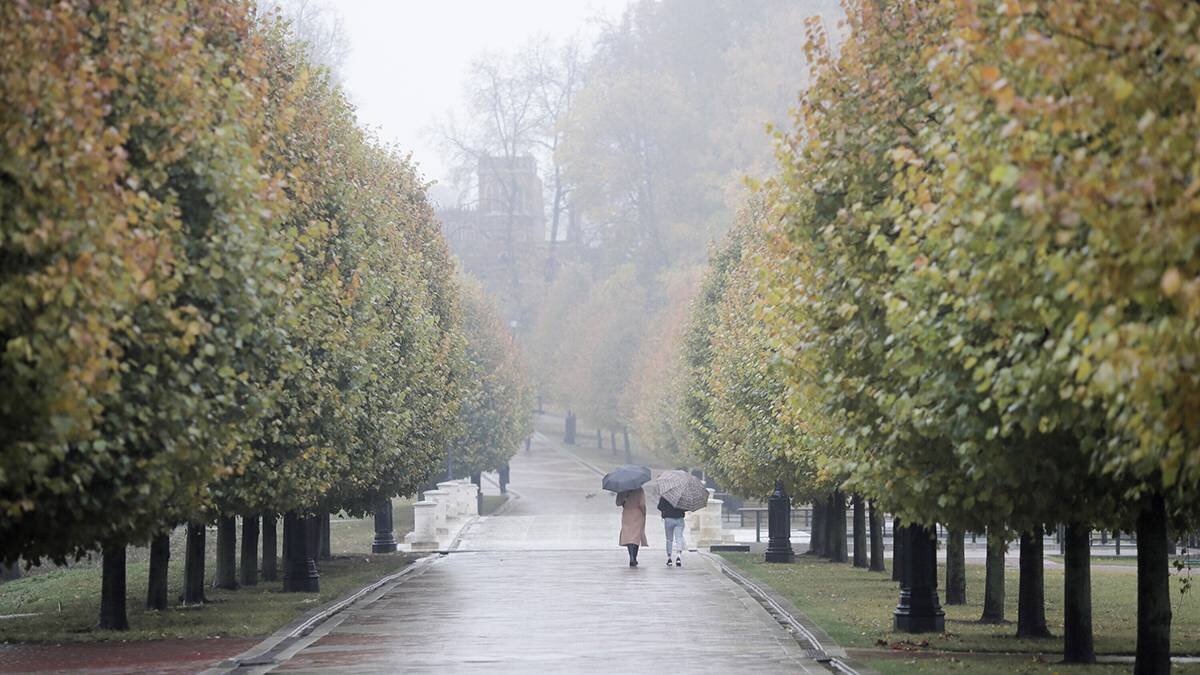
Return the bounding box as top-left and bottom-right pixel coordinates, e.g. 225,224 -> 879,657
282,511 -> 319,592
1063,521 -> 1095,663
597,428 -> 603,449
319,511 -> 332,561
825,492 -> 835,559
0,561 -> 21,582
981,531 -> 1006,623
182,522 -> 206,604
852,494 -> 868,568
146,533 -> 170,610
240,515 -> 259,587
262,513 -> 278,581
1017,525 -> 1051,637
868,501 -> 885,572
213,515 -> 238,590
1135,494 -> 1171,675
830,491 -> 848,563
98,542 -> 129,631
623,427 -> 631,456
946,528 -> 966,605
610,430 -> 617,456
809,500 -> 825,556
892,518 -> 904,582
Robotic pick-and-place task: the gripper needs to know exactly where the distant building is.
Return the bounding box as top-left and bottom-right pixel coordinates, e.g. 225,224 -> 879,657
439,155 -> 547,328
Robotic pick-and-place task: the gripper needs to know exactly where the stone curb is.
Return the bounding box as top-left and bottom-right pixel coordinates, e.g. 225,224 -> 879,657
702,552 -> 880,675
201,553 -> 441,674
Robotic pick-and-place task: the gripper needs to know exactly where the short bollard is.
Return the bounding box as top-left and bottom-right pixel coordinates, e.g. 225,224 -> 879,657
424,490 -> 450,536
403,502 -> 439,550
437,481 -> 465,517
765,481 -> 795,563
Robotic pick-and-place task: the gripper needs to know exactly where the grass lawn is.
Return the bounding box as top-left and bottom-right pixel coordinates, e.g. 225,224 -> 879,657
857,653 -> 1190,674
1046,554 -> 1140,567
719,552 -> 1200,674
0,500 -> 417,643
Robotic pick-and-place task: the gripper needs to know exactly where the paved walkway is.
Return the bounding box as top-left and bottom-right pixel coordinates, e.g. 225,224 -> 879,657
264,430 -> 829,673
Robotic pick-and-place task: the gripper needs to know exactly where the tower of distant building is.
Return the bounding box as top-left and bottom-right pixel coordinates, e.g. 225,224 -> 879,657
438,155 -> 548,329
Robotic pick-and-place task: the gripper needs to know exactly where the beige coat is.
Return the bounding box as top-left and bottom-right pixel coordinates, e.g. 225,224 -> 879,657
616,488 -> 648,546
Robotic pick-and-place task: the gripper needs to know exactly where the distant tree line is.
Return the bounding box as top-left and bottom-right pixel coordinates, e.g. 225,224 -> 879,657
0,0 -> 530,632
505,0 -> 843,447
665,2 -> 1200,674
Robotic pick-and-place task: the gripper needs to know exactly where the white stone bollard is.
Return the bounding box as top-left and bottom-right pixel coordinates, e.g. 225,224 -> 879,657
462,481 -> 480,515
423,489 -> 450,536
685,510 -> 701,541
437,481 -> 463,518
452,481 -> 471,516
694,489 -> 735,547
403,501 -> 439,550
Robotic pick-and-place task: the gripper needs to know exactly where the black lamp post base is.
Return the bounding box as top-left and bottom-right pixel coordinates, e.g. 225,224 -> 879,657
373,498 -> 398,553
764,480 -> 795,564
894,610 -> 945,633
765,548 -> 795,563
282,559 -> 320,593
371,537 -> 398,554
894,524 -> 945,633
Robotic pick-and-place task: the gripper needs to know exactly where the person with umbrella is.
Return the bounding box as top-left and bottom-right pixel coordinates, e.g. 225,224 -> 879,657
649,470 -> 710,568
657,495 -> 686,567
603,465 -> 651,567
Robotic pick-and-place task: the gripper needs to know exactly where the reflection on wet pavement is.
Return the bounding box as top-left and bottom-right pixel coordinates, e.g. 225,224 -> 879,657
269,432 -> 823,673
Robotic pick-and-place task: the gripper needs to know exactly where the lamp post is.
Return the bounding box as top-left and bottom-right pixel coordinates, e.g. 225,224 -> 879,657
765,481 -> 795,563
372,497 -> 398,553
893,524 -> 945,632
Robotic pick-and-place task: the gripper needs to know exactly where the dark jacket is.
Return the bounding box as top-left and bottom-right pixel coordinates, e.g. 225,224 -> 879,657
658,497 -> 686,519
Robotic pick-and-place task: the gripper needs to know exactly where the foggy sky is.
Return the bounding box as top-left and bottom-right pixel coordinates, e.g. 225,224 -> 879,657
336,0 -> 630,186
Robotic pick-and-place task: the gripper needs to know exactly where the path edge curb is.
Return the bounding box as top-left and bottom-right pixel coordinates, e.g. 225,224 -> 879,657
201,553 -> 441,674
702,551 -> 879,675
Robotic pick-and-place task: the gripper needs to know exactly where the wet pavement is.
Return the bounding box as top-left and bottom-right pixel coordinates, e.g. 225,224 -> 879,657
265,429 -> 828,673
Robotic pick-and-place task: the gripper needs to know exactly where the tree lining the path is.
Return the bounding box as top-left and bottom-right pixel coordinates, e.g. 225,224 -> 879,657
0,0 -> 534,633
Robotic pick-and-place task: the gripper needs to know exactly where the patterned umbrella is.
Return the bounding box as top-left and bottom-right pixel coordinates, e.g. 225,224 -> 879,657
651,470 -> 709,511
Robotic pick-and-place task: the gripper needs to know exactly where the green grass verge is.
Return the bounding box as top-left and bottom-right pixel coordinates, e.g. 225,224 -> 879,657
0,501 -> 417,642
719,552 -> 1200,673
860,653 -> 1200,674
1045,554 -> 1138,567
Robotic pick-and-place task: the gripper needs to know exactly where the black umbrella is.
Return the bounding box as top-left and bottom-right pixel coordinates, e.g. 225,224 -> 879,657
602,465 -> 652,493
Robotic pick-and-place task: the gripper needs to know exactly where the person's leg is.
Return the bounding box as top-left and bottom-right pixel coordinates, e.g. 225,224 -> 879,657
674,519 -> 685,564
665,520 -> 674,559
630,544 -> 639,564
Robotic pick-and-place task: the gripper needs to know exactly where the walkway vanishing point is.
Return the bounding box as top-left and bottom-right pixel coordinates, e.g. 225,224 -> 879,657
226,417 -> 858,674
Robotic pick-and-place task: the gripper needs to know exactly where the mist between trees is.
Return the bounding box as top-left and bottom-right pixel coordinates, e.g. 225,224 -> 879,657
1,0 -> 531,632
441,1 -> 1200,674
